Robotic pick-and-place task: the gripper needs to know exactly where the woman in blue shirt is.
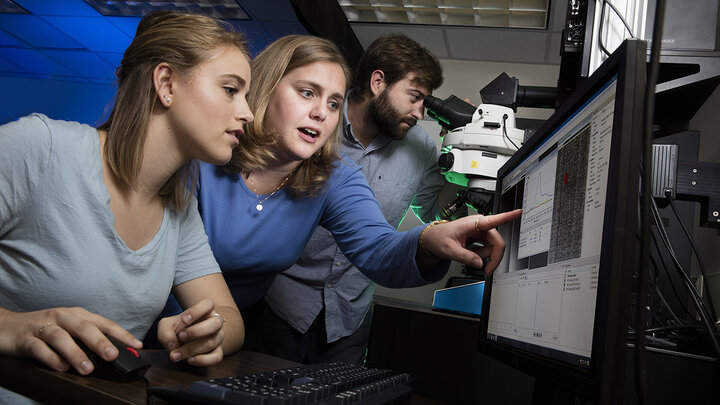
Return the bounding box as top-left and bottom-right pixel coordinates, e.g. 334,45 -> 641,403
195,35 -> 520,316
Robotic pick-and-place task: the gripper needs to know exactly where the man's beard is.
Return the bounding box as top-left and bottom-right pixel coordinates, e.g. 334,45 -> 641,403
367,89 -> 417,140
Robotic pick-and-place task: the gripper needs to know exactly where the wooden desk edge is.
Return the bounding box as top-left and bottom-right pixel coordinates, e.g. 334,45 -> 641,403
0,350 -> 298,405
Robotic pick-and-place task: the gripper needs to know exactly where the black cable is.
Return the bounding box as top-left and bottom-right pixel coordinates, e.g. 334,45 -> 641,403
636,1 -> 667,403
638,256 -> 660,328
597,2 -> 612,57
142,375 -> 155,405
597,0 -> 637,57
646,256 -> 660,327
652,199 -> 707,315
502,114 -> 520,150
628,333 -> 677,348
666,193 -> 719,323
644,324 -> 705,334
651,198 -> 720,364
648,254 -> 686,326
655,284 -> 685,326
651,201 -> 706,321
604,0 -> 636,37
648,253 -> 659,283
651,264 -> 686,326
651,225 -> 694,319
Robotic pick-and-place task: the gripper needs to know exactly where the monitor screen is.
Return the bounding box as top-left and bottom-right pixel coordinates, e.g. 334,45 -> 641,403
478,39 -> 647,404
488,72 -> 616,369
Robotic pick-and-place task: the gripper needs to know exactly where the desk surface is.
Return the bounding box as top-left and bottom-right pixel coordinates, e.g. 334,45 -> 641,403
0,350 -> 297,405
0,350 -> 442,405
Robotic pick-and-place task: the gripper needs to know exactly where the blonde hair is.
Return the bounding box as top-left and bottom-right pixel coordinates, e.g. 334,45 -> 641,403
226,35 -> 351,198
98,11 -> 249,211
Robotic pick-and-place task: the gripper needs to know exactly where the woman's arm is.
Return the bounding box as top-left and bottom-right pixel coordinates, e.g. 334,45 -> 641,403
156,274 -> 244,366
322,162 -> 444,286
324,160 -> 520,284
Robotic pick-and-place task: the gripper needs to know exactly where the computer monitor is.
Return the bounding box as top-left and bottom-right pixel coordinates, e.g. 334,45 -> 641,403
478,39 -> 647,405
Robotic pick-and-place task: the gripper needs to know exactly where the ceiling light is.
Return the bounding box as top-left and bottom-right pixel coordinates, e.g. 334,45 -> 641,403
337,0 -> 550,29
0,0 -> 29,14
83,0 -> 249,19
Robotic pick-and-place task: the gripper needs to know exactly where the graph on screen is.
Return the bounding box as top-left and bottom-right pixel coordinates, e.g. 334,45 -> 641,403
518,156 -> 557,259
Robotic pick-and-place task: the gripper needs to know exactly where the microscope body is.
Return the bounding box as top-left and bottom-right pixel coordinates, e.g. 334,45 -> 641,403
439,104 -> 525,193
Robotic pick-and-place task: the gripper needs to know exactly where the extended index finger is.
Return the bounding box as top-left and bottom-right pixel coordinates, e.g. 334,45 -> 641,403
84,312 -> 143,349
475,209 -> 522,231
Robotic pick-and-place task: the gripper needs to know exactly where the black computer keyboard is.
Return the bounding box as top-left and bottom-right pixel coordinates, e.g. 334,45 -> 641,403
148,362 -> 414,404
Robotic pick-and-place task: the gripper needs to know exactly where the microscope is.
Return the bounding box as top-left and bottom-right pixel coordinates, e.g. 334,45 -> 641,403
424,73 -> 556,216
425,74 -> 555,286
424,95 -> 527,308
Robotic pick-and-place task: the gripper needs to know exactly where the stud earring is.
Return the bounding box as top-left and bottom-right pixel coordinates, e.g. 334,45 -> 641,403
164,96 -> 171,103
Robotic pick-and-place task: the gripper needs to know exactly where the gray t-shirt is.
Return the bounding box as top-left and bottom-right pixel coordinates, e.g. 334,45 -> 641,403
0,114 -> 220,403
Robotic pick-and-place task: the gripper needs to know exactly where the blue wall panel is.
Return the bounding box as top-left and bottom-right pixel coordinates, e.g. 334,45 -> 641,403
0,77 -> 115,126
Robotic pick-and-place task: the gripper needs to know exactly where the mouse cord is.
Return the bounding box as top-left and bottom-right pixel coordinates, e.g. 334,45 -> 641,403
141,375 -> 155,405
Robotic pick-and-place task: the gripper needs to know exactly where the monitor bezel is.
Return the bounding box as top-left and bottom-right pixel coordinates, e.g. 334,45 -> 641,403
477,39 -> 647,404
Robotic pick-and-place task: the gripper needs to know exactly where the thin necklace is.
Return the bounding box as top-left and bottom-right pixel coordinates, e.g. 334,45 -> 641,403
247,169 -> 295,212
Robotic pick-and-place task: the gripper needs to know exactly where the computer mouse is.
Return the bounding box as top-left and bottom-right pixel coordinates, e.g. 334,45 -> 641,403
74,335 -> 152,382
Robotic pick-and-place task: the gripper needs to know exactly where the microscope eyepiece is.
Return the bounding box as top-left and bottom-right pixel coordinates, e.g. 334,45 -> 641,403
424,95 -> 476,130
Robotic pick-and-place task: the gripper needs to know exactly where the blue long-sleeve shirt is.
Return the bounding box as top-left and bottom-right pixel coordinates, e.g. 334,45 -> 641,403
265,103 -> 446,342
197,156 -> 449,310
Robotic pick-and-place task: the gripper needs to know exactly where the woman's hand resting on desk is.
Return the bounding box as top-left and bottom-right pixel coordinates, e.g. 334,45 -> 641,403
419,209 -> 522,275
156,297 -> 228,367
0,307 -> 142,375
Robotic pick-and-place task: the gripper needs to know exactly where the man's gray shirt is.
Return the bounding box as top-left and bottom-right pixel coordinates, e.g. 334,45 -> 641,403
264,102 -> 445,342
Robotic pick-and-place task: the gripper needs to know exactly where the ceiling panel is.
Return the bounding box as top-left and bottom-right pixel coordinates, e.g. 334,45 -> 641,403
0,14 -> 83,48
1,47 -> 80,77
104,16 -> 143,37
95,52 -> 124,68
252,21 -> 309,41
351,22 -> 559,64
14,0 -> 98,16
0,0 -> 309,83
225,20 -> 277,55
446,28 -> 550,63
0,26 -> 24,46
346,0 -> 566,66
41,49 -> 117,80
83,0 -> 249,19
0,0 -> 563,84
339,0 -> 551,29
241,0 -> 301,21
42,16 -> 133,53
350,23 -> 448,58
0,54 -> 26,74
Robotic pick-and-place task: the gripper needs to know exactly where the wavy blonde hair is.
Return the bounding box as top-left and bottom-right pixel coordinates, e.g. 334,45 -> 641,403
98,11 -> 249,211
226,35 -> 351,198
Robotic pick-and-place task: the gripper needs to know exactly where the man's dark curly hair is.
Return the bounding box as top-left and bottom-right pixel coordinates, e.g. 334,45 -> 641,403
351,33 -> 443,100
